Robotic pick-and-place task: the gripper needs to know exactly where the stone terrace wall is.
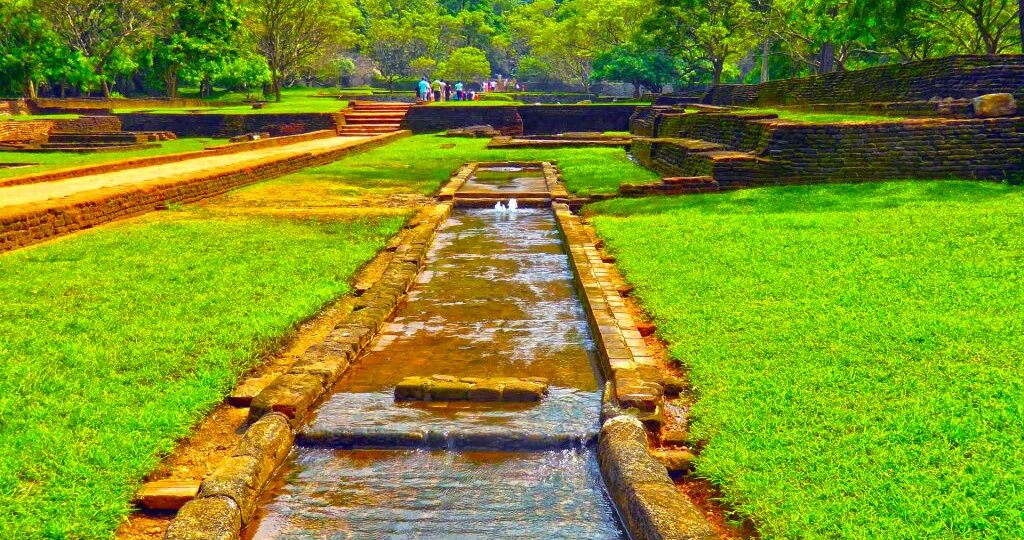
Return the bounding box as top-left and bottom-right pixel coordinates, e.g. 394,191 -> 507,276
0,99 -> 32,115
0,121 -> 53,143
401,106 -> 524,134
655,112 -> 775,151
117,113 -> 343,137
765,117 -> 1024,181
704,55 -> 1024,106
401,105 -> 637,135
518,105 -> 636,135
31,97 -> 231,111
52,116 -> 122,133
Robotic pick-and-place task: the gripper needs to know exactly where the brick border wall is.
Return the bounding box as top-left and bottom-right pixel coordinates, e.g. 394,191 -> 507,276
117,113 -> 344,137
704,55 -> 1024,106
0,130 -> 338,189
0,131 -> 408,254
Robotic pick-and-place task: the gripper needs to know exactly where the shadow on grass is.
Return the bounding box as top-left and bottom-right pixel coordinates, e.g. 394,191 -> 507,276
588,180 -> 1020,218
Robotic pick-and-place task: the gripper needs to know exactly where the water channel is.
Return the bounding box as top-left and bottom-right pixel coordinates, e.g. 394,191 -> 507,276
244,166 -> 625,539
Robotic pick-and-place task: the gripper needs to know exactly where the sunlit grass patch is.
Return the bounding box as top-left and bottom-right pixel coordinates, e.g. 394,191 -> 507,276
588,180 -> 1024,538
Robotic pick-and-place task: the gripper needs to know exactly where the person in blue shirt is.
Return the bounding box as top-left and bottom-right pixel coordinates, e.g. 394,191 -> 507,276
454,81 -> 464,101
417,78 -> 429,101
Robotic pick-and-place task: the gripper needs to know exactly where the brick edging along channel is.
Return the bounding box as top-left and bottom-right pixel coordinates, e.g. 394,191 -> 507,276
0,131 -> 408,255
164,191 -> 460,539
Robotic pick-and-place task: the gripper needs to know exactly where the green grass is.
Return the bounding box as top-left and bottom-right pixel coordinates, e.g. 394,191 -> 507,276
0,138 -> 220,179
587,181 -> 1024,538
0,208 -> 404,538
738,107 -> 903,123
114,87 -> 348,114
276,134 -> 658,196
427,100 -> 522,106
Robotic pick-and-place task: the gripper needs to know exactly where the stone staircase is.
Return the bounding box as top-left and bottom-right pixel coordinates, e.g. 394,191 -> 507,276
1,129 -> 176,153
338,101 -> 411,136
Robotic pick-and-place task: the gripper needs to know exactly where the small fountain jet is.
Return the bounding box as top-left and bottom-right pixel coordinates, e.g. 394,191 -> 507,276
508,198 -> 518,212
493,201 -> 506,212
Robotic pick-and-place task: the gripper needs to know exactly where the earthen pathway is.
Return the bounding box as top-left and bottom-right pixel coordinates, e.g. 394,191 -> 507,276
0,136 -> 367,209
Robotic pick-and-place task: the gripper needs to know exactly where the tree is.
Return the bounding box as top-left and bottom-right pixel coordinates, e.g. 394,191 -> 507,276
647,0 -> 759,84
247,0 -> 362,101
591,44 -> 679,96
410,56 -> 438,78
154,0 -> 242,98
35,0 -> 166,97
509,0 -> 652,91
0,1 -> 61,98
439,46 -> 491,81
363,16 -> 422,92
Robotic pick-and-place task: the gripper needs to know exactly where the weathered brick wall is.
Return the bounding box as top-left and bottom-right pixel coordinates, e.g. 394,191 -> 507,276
0,121 -> 53,143
654,112 -> 774,151
765,117 -> 1024,180
31,97 -> 232,111
518,105 -> 636,135
0,99 -> 31,115
401,105 -> 637,135
117,113 -> 343,137
52,116 -> 122,133
633,110 -> 1024,183
704,55 -> 1024,106
401,106 -> 524,134
0,132 -> 406,253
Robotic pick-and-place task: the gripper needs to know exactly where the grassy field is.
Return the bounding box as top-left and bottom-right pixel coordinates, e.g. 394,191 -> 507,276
282,134 -> 658,196
587,181 -> 1024,538
114,87 -> 348,114
0,208 -> 403,538
0,137 -> 219,179
737,107 -> 904,123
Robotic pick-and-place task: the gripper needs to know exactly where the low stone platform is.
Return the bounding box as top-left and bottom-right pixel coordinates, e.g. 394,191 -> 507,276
395,375 -> 550,403
487,132 -> 632,149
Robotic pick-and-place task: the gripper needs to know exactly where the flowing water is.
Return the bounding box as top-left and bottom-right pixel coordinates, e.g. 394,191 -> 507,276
245,167 -> 624,539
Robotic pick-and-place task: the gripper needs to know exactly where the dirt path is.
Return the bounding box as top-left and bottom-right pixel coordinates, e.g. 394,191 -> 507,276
0,136 -> 367,208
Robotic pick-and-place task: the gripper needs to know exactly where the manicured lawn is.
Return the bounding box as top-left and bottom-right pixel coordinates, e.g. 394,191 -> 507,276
0,137 -> 219,179
0,209 -> 403,538
280,134 -> 658,196
587,181 -> 1024,538
738,107 -> 903,123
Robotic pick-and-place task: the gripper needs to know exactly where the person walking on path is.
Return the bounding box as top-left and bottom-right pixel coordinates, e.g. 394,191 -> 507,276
417,77 -> 429,101
455,81 -> 464,101
432,79 -> 442,102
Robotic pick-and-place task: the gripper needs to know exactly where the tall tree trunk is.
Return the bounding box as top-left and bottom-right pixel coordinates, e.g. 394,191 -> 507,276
1019,0 -> 1024,53
272,69 -> 282,102
26,77 -> 37,99
712,58 -> 724,85
165,65 -> 178,98
819,42 -> 835,74
101,78 -> 111,98
761,39 -> 771,83
633,82 -> 641,98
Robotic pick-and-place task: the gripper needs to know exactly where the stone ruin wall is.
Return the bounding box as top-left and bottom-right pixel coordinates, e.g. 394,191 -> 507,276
704,55 -> 1024,107
631,109 -> 1024,183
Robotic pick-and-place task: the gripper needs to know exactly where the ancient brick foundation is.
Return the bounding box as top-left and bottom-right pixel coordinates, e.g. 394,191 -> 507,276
117,113 -> 344,137
400,105 -> 637,135
0,116 -> 122,144
0,132 -> 406,253
629,109 -> 1024,189
703,55 -> 1024,107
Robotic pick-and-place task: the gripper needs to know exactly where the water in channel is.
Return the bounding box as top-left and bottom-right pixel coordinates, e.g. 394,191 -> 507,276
245,167 -> 624,539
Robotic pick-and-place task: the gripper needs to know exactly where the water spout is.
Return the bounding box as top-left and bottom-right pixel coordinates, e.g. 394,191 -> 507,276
493,201 -> 506,212
508,198 -> 518,212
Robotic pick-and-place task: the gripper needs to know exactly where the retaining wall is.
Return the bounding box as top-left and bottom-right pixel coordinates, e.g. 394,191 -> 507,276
0,132 -> 407,253
401,105 -> 637,135
632,110 -> 1024,183
117,113 -> 344,137
0,116 -> 122,143
704,55 -> 1024,106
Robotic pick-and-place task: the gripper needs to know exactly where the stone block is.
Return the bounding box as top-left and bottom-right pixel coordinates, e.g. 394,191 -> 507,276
226,375 -> 276,407
651,449 -> 696,475
972,93 -> 1017,117
232,413 -> 293,487
135,479 -> 199,510
501,380 -> 547,402
467,381 -> 503,401
394,377 -> 429,400
247,373 -> 324,422
429,380 -> 473,401
164,495 -> 241,540
198,455 -> 261,524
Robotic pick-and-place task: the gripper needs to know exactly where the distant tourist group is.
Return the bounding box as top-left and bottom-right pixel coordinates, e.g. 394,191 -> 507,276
417,76 -> 522,102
